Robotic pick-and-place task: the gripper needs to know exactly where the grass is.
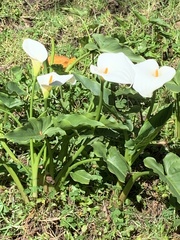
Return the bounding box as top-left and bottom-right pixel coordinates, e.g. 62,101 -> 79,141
0,0 -> 180,239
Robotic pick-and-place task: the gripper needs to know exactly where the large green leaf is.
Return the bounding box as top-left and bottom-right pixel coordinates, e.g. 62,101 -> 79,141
144,153 -> 180,204
73,73 -> 112,104
70,169 -> 102,184
91,141 -> 107,159
134,104 -> 173,150
7,82 -> 26,96
105,146 -> 129,182
163,153 -> 180,175
53,114 -> 104,131
6,116 -> 66,144
0,92 -> 23,108
92,34 -> 144,62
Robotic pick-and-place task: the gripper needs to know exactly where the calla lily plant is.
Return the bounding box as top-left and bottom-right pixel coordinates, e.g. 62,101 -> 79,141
2,33 -> 179,207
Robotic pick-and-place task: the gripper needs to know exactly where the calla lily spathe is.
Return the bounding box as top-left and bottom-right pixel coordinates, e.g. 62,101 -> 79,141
90,52 -> 135,84
37,72 -> 76,98
133,59 -> 176,98
22,38 -> 48,76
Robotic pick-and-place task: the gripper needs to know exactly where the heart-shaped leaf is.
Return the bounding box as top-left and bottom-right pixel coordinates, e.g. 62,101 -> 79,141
0,92 -> 23,108
6,116 -> 66,144
53,114 -> 104,131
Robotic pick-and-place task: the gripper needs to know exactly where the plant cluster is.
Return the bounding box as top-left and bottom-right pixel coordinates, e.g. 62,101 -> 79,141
0,33 -> 179,207
0,1 -> 180,238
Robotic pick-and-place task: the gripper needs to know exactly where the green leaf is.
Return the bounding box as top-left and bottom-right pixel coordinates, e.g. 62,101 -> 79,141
6,116 -> 66,144
84,42 -> 98,51
165,62 -> 180,93
163,153 -> 180,175
7,82 -> 26,95
92,34 -> 144,62
144,157 -> 165,178
165,81 -> 180,93
70,169 -> 102,184
144,154 -> 180,204
53,114 -> 104,131
125,104 -> 173,165
73,73 -> 112,104
91,141 -> 107,159
0,92 -> 23,108
105,146 -> 129,182
11,66 -> 23,82
134,104 -> 173,150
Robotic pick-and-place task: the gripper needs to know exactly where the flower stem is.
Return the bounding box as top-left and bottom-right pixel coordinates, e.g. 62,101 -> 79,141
30,139 -> 37,198
95,79 -> 104,121
146,91 -> 156,120
119,171 -> 153,206
49,38 -> 55,72
0,108 -> 22,127
29,75 -> 37,118
175,93 -> 180,139
3,163 -> 29,204
44,98 -> 48,112
1,140 -> 29,175
65,52 -> 90,73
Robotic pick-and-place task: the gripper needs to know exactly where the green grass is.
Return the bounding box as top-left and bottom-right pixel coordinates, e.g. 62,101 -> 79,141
0,181 -> 179,239
0,0 -> 180,239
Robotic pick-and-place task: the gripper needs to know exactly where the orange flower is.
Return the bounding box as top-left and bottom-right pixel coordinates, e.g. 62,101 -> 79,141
48,55 -> 76,68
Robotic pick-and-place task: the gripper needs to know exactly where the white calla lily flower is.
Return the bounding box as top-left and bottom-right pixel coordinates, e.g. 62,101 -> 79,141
37,72 -> 76,98
22,38 -> 48,76
90,52 -> 135,84
133,59 -> 176,98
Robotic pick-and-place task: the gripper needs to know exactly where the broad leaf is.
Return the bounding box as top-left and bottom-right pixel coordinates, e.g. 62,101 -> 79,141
53,114 -> 104,131
134,104 -> 173,150
163,153 -> 180,175
91,141 -> 107,159
92,34 -> 144,62
6,116 -> 65,144
144,154 -> 180,204
0,92 -> 23,108
85,42 -> 98,51
70,169 -> 102,184
73,73 -> 112,104
105,146 -> 129,182
7,82 -> 26,95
